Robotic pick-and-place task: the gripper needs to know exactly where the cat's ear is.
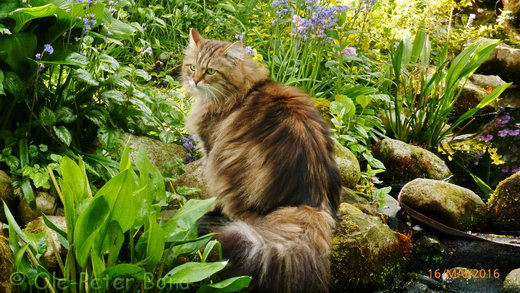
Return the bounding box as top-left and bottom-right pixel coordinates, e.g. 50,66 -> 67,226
224,41 -> 245,60
189,28 -> 203,48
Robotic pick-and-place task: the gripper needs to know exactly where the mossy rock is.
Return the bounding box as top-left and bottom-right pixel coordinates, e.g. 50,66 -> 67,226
503,268 -> 520,293
122,133 -> 187,172
488,171 -> 520,231
399,179 -> 489,231
373,138 -> 451,184
331,203 -> 412,292
174,159 -> 209,199
333,140 -> 361,188
0,170 -> 15,223
0,226 -> 13,292
311,97 -> 332,124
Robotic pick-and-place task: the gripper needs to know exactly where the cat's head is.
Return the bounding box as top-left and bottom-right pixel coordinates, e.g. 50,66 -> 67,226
182,29 -> 267,102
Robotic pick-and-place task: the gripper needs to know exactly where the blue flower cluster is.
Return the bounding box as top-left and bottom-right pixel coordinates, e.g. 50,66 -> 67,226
272,1 -> 351,40
181,136 -> 198,163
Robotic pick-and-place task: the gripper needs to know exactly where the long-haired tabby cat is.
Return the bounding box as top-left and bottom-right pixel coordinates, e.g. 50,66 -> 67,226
182,29 -> 341,293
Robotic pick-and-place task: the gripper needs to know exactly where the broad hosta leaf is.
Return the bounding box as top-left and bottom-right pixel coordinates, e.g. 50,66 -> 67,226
53,125 -> 72,146
73,68 -> 99,86
162,198 -> 216,242
0,32 -> 37,75
74,196 -> 110,268
162,261 -> 228,284
39,106 -> 57,126
197,276 -> 252,293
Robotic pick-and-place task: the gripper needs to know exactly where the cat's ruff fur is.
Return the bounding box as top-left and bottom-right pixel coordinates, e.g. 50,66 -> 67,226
182,29 -> 341,293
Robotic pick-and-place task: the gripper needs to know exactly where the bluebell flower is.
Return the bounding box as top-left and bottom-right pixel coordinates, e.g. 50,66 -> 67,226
245,46 -> 256,55
235,34 -> 244,40
143,47 -> 153,55
35,53 -> 41,60
43,44 -> 54,54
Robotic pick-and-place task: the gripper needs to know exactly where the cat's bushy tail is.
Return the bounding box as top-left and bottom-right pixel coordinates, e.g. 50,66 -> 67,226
215,205 -> 336,293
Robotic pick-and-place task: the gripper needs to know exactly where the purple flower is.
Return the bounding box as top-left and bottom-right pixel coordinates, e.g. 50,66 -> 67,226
235,34 -> 244,40
512,167 -> 520,173
478,134 -> 493,141
143,47 -> 153,55
498,129 -> 509,137
43,44 -> 54,55
106,31 -> 113,37
341,46 -> 357,56
90,19 -> 97,26
496,114 -> 511,125
35,53 -> 41,60
245,46 -> 256,55
510,129 -> 520,136
501,167 -> 510,173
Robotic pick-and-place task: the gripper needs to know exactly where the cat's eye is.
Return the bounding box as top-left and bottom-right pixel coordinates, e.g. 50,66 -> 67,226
189,64 -> 196,71
206,68 -> 216,75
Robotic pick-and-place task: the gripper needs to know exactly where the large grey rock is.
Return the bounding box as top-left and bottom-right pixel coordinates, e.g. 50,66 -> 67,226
334,139 -> 361,188
398,178 -> 488,231
18,191 -> 57,224
373,138 -> 451,184
453,79 -> 499,118
503,268 -> 520,293
487,171 -> 520,231
478,43 -> 520,85
24,216 -> 67,272
174,159 -> 209,199
469,74 -> 507,89
331,203 -> 411,292
122,133 -> 187,171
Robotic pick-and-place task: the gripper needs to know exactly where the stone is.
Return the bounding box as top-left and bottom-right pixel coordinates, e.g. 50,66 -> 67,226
18,191 -> 57,224
373,138 -> 451,184
24,216 -> 67,272
331,203 -> 412,292
487,171 -> 520,231
503,268 -> 520,293
398,178 -> 488,231
478,43 -> 520,85
122,133 -> 187,171
174,159 -> 210,199
310,97 -> 333,125
443,267 -> 503,293
453,79 -> 498,119
339,186 -> 369,204
469,74 -> 507,89
0,170 -> 15,223
334,139 -> 361,188
0,222 -> 14,292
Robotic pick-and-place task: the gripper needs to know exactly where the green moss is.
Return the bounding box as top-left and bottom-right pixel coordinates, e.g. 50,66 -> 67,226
331,203 -> 411,292
488,171 -> 520,230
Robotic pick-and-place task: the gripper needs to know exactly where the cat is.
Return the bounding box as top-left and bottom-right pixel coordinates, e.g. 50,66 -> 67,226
182,28 -> 341,293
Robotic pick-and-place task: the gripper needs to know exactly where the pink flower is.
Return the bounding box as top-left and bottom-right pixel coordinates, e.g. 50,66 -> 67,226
341,47 -> 357,57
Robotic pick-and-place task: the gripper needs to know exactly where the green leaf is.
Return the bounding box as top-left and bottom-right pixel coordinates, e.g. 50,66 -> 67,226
0,69 -> 5,95
56,107 -> 77,123
159,131 -> 175,144
144,215 -> 164,268
85,108 -> 107,127
39,106 -> 57,126
53,126 -> 72,146
100,264 -> 146,280
74,196 -> 110,268
0,32 -> 37,75
43,52 -> 89,67
2,70 -> 25,99
162,261 -> 228,284
101,90 -> 125,103
197,276 -> 252,293
9,4 -> 63,33
162,198 -> 216,242
97,126 -> 121,150
73,68 -> 99,86
107,221 -> 124,266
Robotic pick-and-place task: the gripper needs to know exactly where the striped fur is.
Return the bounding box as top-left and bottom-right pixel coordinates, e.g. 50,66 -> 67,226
182,29 -> 341,292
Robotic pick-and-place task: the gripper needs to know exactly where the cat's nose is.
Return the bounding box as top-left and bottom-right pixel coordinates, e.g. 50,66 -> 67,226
193,77 -> 202,85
